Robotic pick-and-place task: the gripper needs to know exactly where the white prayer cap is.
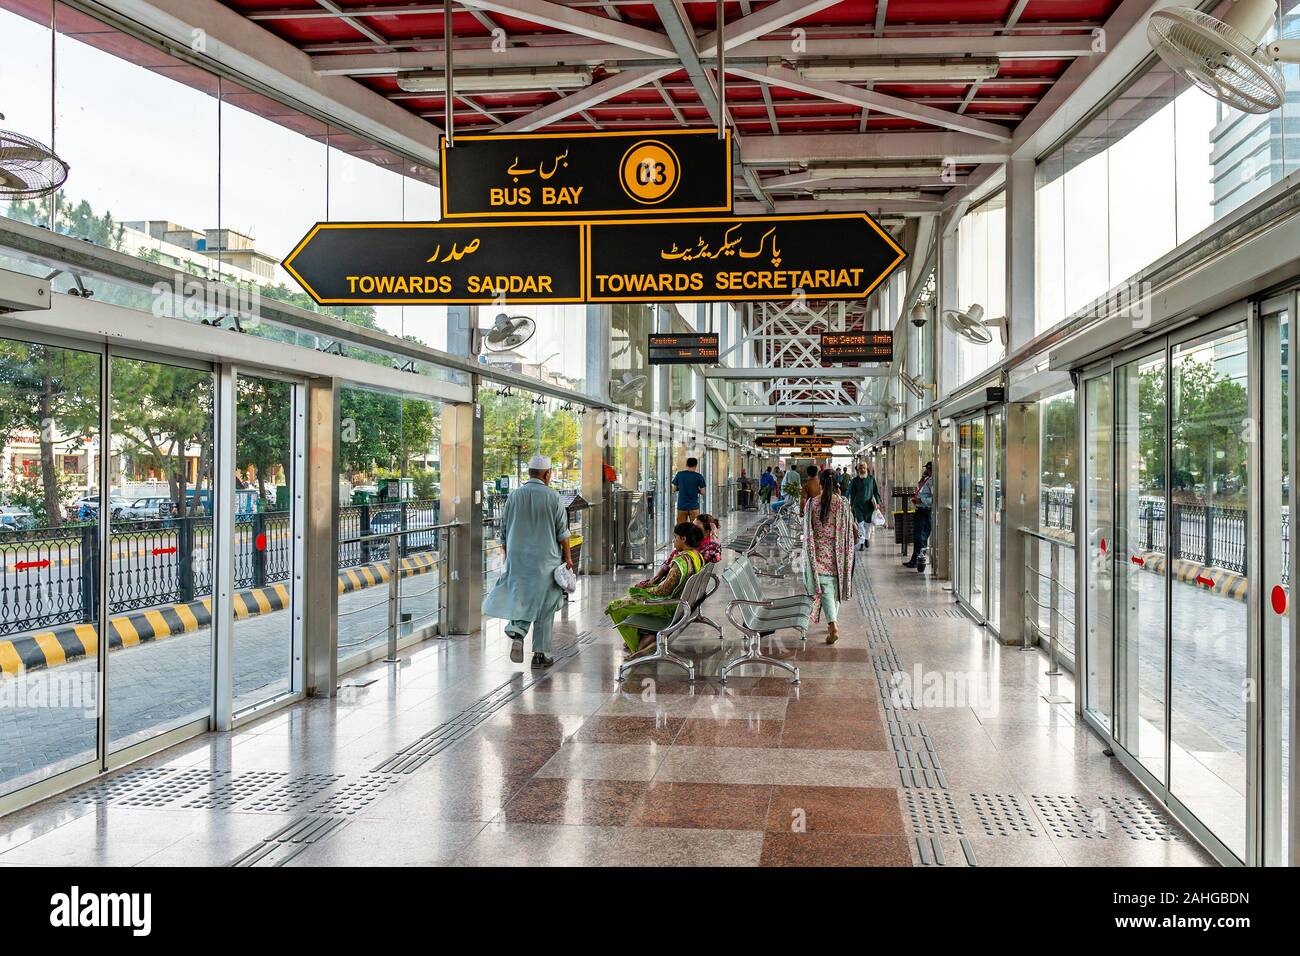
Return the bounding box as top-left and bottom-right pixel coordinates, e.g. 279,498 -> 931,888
528,454 -> 552,471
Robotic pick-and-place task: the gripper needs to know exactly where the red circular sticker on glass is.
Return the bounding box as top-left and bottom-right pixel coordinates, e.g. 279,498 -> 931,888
1271,584 -> 1288,616
255,532 -> 267,552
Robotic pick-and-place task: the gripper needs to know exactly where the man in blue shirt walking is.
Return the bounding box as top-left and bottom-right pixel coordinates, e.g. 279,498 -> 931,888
672,457 -> 707,524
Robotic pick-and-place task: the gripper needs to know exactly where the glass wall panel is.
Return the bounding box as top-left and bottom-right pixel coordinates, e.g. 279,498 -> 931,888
233,374 -> 296,713
1084,371 -> 1114,730
970,417 -> 987,617
989,410 -> 1003,629
1114,351 -> 1168,781
956,196 -> 1006,386
957,421 -> 973,604
1169,322 -> 1249,860
107,356 -> 214,753
1,1 -> 52,228
0,336 -> 100,795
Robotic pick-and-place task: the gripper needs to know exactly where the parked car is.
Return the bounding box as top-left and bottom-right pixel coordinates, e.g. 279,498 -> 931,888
112,497 -> 172,522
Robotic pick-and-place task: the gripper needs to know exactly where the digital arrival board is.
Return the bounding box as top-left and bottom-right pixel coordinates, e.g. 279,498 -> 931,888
647,333 -> 720,365
440,129 -> 733,219
820,331 -> 895,363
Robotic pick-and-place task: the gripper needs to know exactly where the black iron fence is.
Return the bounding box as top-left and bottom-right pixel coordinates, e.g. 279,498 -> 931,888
1,497 -> 444,637
1040,486 -> 1287,582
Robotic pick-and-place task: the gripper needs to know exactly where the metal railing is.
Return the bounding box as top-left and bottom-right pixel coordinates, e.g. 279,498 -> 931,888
1,498 -> 447,637
1040,486 -> 1283,582
337,522 -> 459,660
1020,526 -> 1075,679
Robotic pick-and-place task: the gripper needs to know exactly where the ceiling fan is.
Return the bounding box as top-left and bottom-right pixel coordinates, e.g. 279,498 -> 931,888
1148,0 -> 1300,114
943,303 -> 1008,347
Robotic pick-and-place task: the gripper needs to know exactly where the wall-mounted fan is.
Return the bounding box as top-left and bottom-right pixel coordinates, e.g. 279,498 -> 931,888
899,371 -> 936,400
479,313 -> 536,353
673,399 -> 697,413
0,116 -> 69,199
610,370 -> 648,402
943,304 -> 1007,346
880,395 -> 903,414
1149,0 -> 1300,114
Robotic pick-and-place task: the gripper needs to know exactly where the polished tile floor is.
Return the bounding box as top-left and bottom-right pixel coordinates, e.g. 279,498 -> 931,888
0,520 -> 1216,867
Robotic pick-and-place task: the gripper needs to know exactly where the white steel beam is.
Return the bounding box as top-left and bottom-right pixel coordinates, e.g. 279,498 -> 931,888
495,67 -> 672,131
310,34 -> 1100,74
731,65 -> 1012,141
733,198 -> 940,215
703,367 -> 886,380
456,0 -> 676,56
740,131 -> 1010,165
696,0 -> 844,56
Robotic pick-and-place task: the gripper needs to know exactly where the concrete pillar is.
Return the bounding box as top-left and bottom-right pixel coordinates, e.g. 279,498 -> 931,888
1005,158 -> 1037,352
441,396 -> 483,635
303,375 -> 340,697
999,401 -> 1040,644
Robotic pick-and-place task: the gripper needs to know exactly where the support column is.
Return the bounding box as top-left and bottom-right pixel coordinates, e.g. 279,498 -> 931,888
1000,401 -> 1040,644
441,395 -> 483,635
303,375 -> 340,697
1005,158 -> 1037,352
583,304 -> 612,573
213,364 -> 237,728
931,224 -> 961,580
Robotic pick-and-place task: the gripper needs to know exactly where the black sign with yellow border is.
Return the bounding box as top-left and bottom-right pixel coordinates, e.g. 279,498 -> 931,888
585,213 -> 905,303
440,129 -> 733,219
647,333 -> 720,365
281,221 -> 585,305
772,424 -> 816,438
821,331 -> 894,363
755,435 -> 835,450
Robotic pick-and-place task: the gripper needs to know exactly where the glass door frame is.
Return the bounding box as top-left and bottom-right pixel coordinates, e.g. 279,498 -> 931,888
953,406 -> 1003,631
0,328 -> 310,815
1074,303 -> 1276,866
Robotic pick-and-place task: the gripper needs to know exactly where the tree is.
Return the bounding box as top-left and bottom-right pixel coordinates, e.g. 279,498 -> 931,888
0,341 -> 99,526
111,359 -> 214,516
236,377 -> 292,502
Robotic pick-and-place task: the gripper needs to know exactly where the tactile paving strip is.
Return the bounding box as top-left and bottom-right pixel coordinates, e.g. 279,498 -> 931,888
238,773 -> 346,813
1032,794 -> 1107,840
969,793 -> 1039,837
373,630 -> 594,774
118,768 -> 231,808
230,816 -> 348,867
184,771 -> 288,810
307,774 -> 394,815
64,767 -> 176,805
1098,795 -> 1182,842
906,789 -> 965,836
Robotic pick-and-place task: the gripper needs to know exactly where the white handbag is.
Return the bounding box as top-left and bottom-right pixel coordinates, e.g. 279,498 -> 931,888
553,563 -> 578,594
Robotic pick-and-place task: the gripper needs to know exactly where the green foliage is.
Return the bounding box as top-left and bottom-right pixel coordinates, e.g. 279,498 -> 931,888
236,377 -> 292,498
6,195 -> 126,250
0,471 -> 79,525
480,390 -> 581,484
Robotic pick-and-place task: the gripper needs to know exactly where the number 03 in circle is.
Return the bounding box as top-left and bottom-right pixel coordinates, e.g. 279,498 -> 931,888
619,140 -> 681,204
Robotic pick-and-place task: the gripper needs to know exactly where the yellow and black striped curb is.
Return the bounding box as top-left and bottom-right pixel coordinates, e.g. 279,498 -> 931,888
1131,552 -> 1249,602
0,551 -> 439,677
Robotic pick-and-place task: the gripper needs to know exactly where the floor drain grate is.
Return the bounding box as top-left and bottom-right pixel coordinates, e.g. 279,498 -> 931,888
1032,794 -> 1108,839
906,789 -> 965,836
970,793 -> 1039,837
1098,795 -> 1181,842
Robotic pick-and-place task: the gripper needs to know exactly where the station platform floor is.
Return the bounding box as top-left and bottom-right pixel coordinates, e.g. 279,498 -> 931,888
0,517 -> 1216,867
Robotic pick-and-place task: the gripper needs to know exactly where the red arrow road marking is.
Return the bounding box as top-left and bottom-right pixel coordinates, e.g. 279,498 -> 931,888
152,546 -> 177,556
1196,574 -> 1215,588
14,559 -> 50,571
1131,556 -> 1144,566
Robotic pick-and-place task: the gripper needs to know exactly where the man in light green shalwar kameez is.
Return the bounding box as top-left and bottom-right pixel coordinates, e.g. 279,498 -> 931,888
482,454 -> 574,669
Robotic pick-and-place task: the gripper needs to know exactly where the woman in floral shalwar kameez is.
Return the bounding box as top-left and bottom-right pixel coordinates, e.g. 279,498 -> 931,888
802,468 -> 857,644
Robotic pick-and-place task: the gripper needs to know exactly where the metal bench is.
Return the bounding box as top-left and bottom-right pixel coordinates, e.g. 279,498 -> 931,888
615,563 -> 719,683
729,555 -> 815,614
719,562 -> 808,684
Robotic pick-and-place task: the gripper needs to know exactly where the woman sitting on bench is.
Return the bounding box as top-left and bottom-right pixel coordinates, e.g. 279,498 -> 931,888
607,521 -> 705,659
695,513 -> 722,564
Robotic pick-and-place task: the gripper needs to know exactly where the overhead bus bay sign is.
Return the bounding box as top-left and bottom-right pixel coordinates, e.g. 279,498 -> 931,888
282,213 -> 905,306
440,129 -> 733,218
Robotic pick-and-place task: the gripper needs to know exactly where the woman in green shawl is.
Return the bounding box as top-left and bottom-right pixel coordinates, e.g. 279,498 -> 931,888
607,521 -> 705,658
848,462 -> 883,551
